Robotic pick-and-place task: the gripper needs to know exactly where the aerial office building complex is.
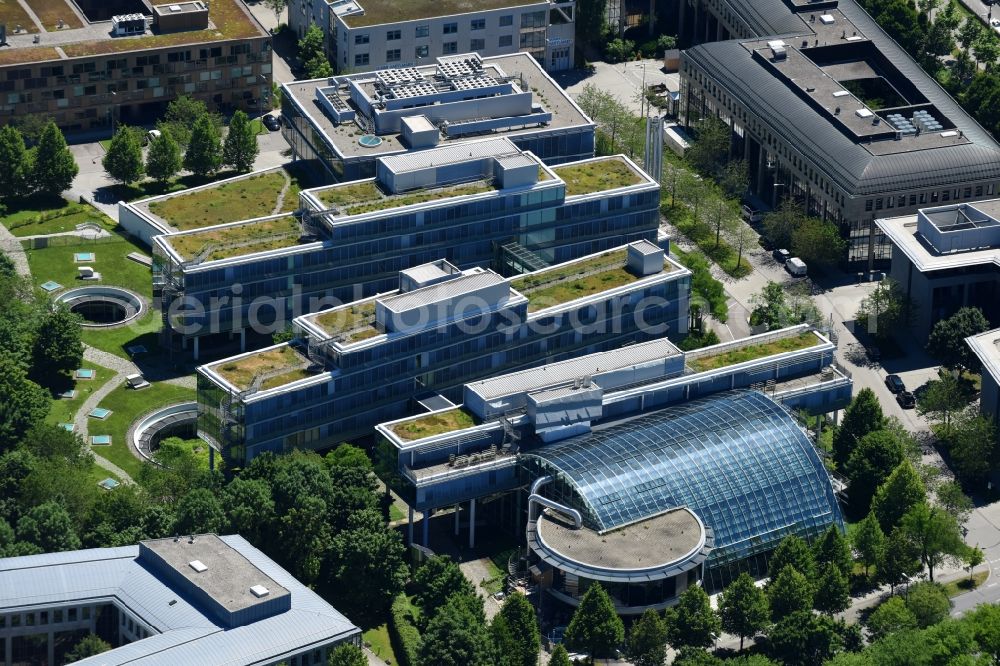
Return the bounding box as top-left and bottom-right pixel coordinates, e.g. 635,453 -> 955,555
281,52 -> 595,183
0,0 -> 271,132
286,0 -> 575,74
674,0 -> 1000,267
375,325 -> 851,611
196,239 -> 690,466
152,137 -> 660,357
0,534 -> 359,666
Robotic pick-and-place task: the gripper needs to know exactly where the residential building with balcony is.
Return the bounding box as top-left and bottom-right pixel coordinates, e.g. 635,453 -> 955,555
876,200 -> 1000,343
152,137 -> 660,358
287,0 -> 574,74
674,0 -> 1000,268
280,52 -> 595,183
0,534 -> 359,666
195,239 -> 691,467
0,0 -> 271,132
373,325 -> 851,611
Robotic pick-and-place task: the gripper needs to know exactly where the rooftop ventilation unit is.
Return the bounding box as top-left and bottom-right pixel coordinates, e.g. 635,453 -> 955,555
250,585 -> 270,598
766,40 -> 787,61
188,560 -> 208,573
855,108 -> 874,118
819,14 -> 835,24
832,90 -> 849,97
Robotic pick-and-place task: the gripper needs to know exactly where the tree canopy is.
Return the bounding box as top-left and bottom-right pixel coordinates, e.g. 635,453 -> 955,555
183,115 -> 223,177
767,564 -> 813,620
626,608 -> 668,666
855,278 -> 912,342
146,130 -> 182,185
871,461 -> 926,531
103,126 -> 145,185
33,122 -> 78,196
223,110 -> 259,173
665,585 -> 721,650
0,125 -> 32,200
564,582 -> 625,659
833,388 -> 886,468
925,307 -> 989,371
719,572 -> 770,651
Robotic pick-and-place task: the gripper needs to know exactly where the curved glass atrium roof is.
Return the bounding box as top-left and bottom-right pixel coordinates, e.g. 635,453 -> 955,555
522,390 -> 844,572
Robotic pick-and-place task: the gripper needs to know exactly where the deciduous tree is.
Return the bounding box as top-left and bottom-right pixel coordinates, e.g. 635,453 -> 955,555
846,429 -> 907,514
790,217 -> 846,270
855,278 -> 912,342
626,608 -> 668,666
768,535 -> 816,581
865,596 -> 917,641
665,585 -> 720,650
852,512 -> 885,577
548,645 -> 572,666
33,122 -> 78,196
917,372 -> 972,437
173,487 -> 227,534
871,461 -> 926,531
925,307 -> 990,371
813,525 -> 853,578
0,354 -> 50,452
65,635 -> 111,662
833,388 -> 886,467
767,611 -> 842,666
183,115 -> 222,177
767,565 -> 813,620
878,527 -> 921,593
947,408 -> 999,484
900,502 -> 964,582
146,130 -> 182,185
904,581 -> 950,627
16,501 -> 80,552
223,110 -> 259,173
718,572 -> 770,651
327,643 -> 366,666
30,304 -> 82,384
564,582 -> 625,660
0,125 -> 32,200
813,563 -> 850,615
102,126 -> 145,185
419,592 -> 494,666
491,592 -> 540,666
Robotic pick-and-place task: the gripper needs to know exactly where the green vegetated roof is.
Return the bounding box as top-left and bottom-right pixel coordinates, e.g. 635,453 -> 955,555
341,0 -> 542,27
390,408 -> 477,441
512,249 -> 658,312
312,300 -> 380,343
166,215 -> 302,262
687,331 -> 819,373
552,158 -> 643,196
149,171 -> 292,231
214,345 -> 314,391
316,179 -> 495,216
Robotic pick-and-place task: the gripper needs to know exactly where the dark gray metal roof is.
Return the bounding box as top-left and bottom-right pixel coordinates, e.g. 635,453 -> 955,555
684,0 -> 1000,197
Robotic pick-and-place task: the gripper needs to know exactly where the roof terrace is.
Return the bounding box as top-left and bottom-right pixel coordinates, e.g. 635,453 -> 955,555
551,157 -> 644,196
511,244 -> 680,313
211,344 -> 317,392
310,300 -> 380,343
162,215 -> 304,263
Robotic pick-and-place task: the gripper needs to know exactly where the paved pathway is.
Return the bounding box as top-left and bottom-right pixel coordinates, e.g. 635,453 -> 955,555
73,356 -> 136,484
0,219 -> 31,277
272,168 -> 292,215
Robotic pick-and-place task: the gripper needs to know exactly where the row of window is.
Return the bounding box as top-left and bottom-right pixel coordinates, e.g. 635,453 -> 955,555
356,37 -> 510,64
863,184 -> 996,212
353,14 -> 516,45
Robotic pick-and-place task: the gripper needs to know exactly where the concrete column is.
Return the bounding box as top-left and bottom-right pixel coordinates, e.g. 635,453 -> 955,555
408,507 -> 414,545
209,447 -> 215,471
240,329 -> 246,352
469,498 -> 476,549
47,630 -> 54,666
193,336 -> 200,361
422,509 -> 431,547
454,503 -> 460,536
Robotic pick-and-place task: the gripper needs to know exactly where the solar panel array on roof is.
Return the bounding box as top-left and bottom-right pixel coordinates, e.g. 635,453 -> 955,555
452,76 -> 500,91
437,54 -> 484,80
377,67 -> 425,87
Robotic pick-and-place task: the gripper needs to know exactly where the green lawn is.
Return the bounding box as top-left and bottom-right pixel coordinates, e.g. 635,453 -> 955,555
389,502 -> 406,522
943,571 -> 988,598
688,331 -> 819,372
552,158 -> 642,196
90,380 -> 196,481
390,408 -> 476,441
46,363 -> 116,426
363,625 -> 399,665
0,195 -> 115,237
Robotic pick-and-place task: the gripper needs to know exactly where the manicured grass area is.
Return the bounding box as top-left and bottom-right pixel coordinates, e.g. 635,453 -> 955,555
249,118 -> 271,136
22,234 -> 153,298
687,331 -> 818,372
317,179 -> 495,215
553,158 -> 642,196
46,364 -> 116,426
213,345 -> 313,390
313,301 -> 377,339
390,408 -> 476,441
0,195 -> 114,237
80,310 -> 162,360
0,0 -> 39,33
166,215 -> 301,261
512,249 -> 660,312
671,246 -> 729,322
388,502 -> 406,522
61,0 -> 262,56
92,381 -> 196,481
25,0 -> 83,30
148,171 -> 293,230
342,0 -> 537,26
667,203 -> 753,279
363,625 -> 399,665
943,571 -> 988,598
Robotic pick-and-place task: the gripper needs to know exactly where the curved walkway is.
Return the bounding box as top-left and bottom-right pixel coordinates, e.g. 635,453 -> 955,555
72,360 -> 136,484
272,168 -> 293,215
0,222 -> 31,277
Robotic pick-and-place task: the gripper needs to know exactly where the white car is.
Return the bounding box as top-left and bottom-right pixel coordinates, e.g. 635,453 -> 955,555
991,17 -> 1000,34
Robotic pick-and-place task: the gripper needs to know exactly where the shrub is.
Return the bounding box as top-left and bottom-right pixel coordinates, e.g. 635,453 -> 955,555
388,593 -> 421,666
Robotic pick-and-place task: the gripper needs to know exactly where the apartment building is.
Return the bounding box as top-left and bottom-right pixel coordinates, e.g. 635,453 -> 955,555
281,52 -> 595,183
287,0 -> 574,73
374,325 -> 850,604
195,240 -> 691,467
151,137 -> 660,358
0,0 -> 271,132
674,0 -> 1000,268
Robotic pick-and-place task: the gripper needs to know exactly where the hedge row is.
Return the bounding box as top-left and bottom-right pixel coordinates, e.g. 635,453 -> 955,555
388,593 -> 421,666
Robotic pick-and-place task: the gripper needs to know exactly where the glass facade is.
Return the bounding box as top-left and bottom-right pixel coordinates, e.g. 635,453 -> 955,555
522,390 -> 844,589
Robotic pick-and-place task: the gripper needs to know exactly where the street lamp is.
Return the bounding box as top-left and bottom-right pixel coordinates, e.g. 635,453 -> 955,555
257,74 -> 268,119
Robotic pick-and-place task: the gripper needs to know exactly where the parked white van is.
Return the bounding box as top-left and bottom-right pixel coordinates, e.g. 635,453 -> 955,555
785,257 -> 808,277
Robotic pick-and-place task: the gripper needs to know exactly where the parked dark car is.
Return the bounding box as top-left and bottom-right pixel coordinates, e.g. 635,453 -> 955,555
262,114 -> 281,131
772,248 -> 791,263
884,374 -> 905,394
896,391 -> 915,409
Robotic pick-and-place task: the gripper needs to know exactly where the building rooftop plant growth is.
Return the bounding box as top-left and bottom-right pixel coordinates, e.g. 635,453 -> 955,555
551,157 -> 643,196
165,216 -> 302,262
686,331 -> 819,373
315,179 -> 496,216
389,408 -> 477,441
340,0 -> 541,27
312,300 -> 380,343
213,345 -> 315,391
